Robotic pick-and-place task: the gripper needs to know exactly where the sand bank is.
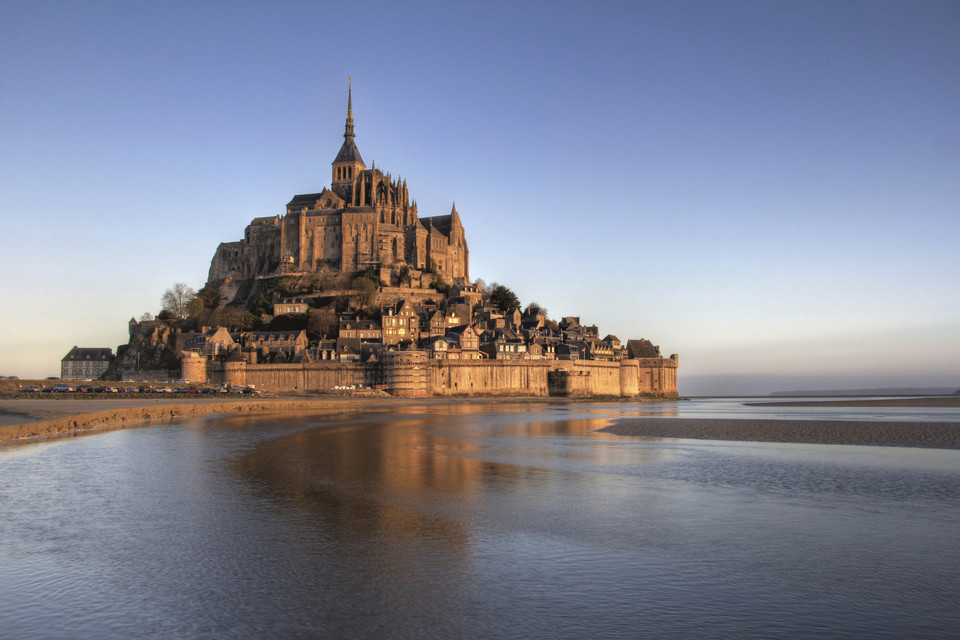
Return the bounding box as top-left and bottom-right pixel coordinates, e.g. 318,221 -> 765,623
747,397 -> 960,408
600,418 -> 960,449
0,398 -> 407,442
0,394 -> 581,443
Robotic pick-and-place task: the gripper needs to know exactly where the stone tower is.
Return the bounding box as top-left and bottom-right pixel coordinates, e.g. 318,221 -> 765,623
331,79 -> 366,202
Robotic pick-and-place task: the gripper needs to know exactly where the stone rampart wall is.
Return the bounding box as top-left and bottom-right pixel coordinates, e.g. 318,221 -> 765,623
552,360 -> 624,396
201,356 -> 679,397
243,363 -> 372,394
429,360 -> 553,396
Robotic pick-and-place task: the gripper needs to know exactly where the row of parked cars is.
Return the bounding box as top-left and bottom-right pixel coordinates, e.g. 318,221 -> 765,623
20,384 -> 260,396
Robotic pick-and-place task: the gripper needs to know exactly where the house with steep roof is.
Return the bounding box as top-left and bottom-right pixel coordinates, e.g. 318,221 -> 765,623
447,325 -> 481,359
339,319 -> 382,341
335,337 -> 362,362
61,347 -> 114,380
626,339 -> 662,359
242,330 -> 308,363
382,299 -> 419,346
183,327 -> 235,357
272,295 -> 317,316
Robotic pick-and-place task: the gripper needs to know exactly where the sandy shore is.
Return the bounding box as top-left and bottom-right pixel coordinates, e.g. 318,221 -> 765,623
0,396 -> 415,442
0,394 -> 576,443
600,418 -> 960,449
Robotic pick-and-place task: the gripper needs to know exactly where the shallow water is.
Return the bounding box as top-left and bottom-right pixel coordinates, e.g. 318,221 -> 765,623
2,401 -> 959,638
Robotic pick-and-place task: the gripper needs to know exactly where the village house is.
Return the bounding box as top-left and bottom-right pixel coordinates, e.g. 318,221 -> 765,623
272,295 -> 317,316
242,330 -> 309,364
339,318 -> 382,341
382,300 -> 419,346
61,347 -> 114,380
183,326 -> 235,357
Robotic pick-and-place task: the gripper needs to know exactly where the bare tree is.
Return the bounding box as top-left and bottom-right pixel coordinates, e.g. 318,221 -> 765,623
307,307 -> 338,340
161,282 -> 196,319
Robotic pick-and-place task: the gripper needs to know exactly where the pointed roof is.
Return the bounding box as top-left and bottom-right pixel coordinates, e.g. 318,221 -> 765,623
626,339 -> 661,359
333,79 -> 365,166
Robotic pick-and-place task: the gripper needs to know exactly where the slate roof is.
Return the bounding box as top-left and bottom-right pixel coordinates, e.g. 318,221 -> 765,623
287,193 -> 325,207
626,339 -> 661,358
62,347 -> 114,362
420,214 -> 452,237
334,137 -> 364,165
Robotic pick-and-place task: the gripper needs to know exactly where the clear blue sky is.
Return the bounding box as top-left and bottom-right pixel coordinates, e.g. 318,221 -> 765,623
2,0 -> 958,394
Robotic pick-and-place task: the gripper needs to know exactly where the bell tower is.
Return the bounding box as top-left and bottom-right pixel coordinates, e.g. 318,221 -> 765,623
331,78 -> 366,202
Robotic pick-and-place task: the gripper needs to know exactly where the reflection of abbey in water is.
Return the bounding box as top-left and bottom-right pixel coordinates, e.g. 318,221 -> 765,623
181,83 -> 678,398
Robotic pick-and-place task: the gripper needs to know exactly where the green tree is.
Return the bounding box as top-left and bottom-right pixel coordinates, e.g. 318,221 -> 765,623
490,285 -> 520,313
275,277 -> 297,298
249,293 -> 271,316
429,276 -> 449,295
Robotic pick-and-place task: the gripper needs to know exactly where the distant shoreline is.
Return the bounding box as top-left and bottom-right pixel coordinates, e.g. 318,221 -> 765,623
601,417 -> 960,449
603,392 -> 960,449
747,397 -> 960,408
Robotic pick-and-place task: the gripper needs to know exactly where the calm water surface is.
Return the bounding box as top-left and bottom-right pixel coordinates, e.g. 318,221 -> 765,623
2,400 -> 959,639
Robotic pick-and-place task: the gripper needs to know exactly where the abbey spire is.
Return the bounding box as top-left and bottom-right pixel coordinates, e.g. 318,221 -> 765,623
344,78 -> 355,139
332,78 -> 366,198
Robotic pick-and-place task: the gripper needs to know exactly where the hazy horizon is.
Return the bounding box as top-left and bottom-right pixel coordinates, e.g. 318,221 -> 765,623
2,1 -> 958,395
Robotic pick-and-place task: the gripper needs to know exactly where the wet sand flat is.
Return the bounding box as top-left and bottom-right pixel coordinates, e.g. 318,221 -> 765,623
601,417 -> 960,449
747,397 -> 960,408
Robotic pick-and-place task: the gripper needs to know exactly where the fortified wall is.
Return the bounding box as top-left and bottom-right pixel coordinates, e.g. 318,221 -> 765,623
183,352 -> 679,398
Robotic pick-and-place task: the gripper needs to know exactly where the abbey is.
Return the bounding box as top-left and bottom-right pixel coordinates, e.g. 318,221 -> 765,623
208,84 -> 469,289
169,83 -> 679,398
